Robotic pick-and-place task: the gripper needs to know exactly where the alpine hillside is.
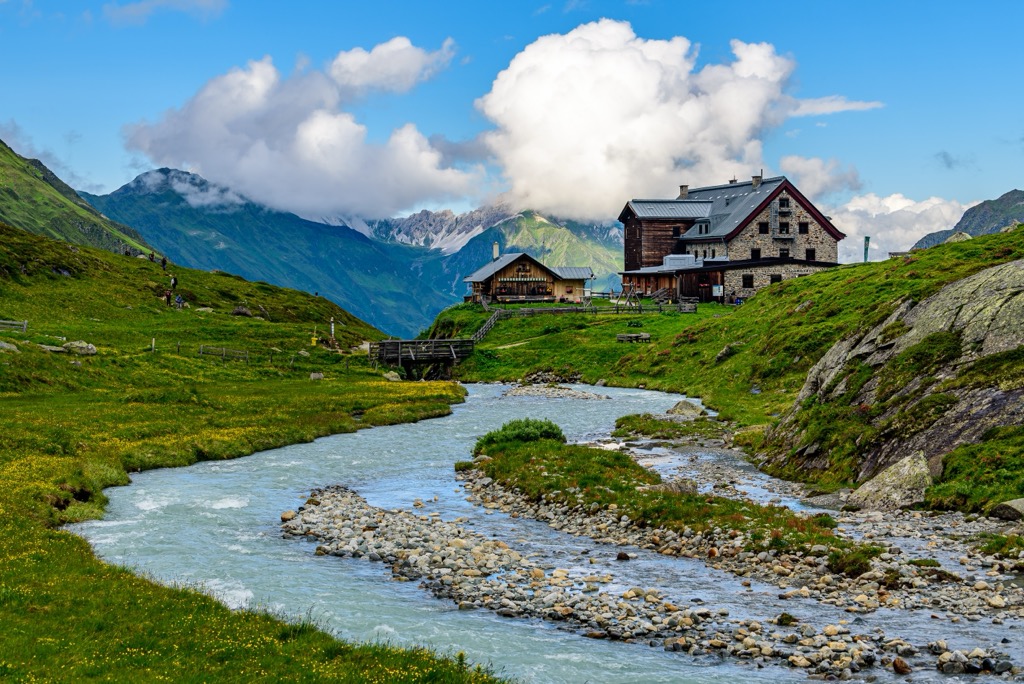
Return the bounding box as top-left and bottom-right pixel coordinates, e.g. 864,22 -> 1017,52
82,169 -> 454,338
83,169 -> 624,335
0,138 -> 150,254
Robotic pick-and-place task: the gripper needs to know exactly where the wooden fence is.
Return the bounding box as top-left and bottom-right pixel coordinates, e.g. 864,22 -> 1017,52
198,344 -> 250,364
0,319 -> 27,333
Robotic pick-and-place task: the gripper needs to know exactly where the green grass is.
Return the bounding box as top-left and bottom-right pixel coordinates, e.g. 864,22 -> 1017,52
922,425 -> 1024,513
612,415 -> 728,441
0,139 -> 150,253
471,423 -> 855,564
0,223 -> 499,683
441,229 -> 1024,493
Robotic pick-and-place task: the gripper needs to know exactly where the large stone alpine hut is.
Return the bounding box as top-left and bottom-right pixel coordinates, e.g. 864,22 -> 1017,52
618,175 -> 845,302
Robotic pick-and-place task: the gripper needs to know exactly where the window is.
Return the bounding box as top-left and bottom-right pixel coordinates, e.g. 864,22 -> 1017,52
742,274 -> 754,289
770,274 -> 782,284
779,198 -> 790,209
750,248 -> 761,260
758,221 -> 769,234
702,250 -> 707,258
799,222 -> 809,234
806,248 -> 816,261
779,222 -> 790,234
672,225 -> 681,237
779,249 -> 790,259
711,249 -> 716,258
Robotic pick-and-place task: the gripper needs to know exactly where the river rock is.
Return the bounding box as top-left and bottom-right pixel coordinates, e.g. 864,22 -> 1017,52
383,371 -> 401,381
847,452 -> 931,511
892,656 -> 912,674
281,510 -> 297,522
666,400 -> 706,419
504,384 -> 608,400
990,498 -> 1024,521
638,479 -> 698,495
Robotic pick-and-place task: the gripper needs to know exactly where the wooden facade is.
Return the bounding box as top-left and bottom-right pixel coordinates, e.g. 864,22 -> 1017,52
465,253 -> 592,304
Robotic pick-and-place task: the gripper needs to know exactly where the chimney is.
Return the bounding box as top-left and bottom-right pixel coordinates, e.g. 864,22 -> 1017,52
492,241 -> 500,261
751,174 -> 762,189
728,177 -> 738,184
677,184 -> 689,200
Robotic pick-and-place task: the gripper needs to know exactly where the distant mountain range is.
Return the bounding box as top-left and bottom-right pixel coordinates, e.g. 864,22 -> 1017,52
913,189 -> 1024,249
0,138 -> 150,253
82,169 -> 624,337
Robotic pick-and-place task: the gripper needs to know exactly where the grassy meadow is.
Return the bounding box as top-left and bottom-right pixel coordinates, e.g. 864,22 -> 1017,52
0,223 -> 499,682
435,228 -> 1024,503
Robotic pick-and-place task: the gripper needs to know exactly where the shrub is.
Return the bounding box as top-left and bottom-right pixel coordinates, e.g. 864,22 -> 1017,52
827,546 -> 882,577
231,305 -> 253,317
473,418 -> 565,455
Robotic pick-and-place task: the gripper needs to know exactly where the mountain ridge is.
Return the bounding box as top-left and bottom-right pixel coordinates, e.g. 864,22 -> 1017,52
913,189 -> 1024,249
0,137 -> 151,254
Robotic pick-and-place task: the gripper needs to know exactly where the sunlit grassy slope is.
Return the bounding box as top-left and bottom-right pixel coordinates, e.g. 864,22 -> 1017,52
0,138 -> 150,253
0,223 -> 497,682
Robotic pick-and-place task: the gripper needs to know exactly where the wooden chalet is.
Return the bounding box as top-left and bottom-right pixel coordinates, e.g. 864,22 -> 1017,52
464,251 -> 594,303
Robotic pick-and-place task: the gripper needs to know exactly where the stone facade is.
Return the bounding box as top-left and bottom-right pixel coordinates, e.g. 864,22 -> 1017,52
710,190 -> 838,263
723,261 -> 831,300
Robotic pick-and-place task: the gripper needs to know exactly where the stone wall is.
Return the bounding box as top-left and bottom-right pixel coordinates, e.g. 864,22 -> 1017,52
723,262 -> 830,300
726,190 -> 838,262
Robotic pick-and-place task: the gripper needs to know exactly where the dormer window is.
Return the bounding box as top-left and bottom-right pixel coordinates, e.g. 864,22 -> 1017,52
778,198 -> 790,209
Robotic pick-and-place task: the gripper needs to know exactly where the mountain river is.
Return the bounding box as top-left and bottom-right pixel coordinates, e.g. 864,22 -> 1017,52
70,384 -> 1018,682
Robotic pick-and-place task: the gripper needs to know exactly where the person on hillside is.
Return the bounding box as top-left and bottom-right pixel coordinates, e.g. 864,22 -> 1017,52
175,294 -> 184,309
161,256 -> 167,271
170,275 -> 177,290
164,289 -> 172,306
148,251 -> 155,262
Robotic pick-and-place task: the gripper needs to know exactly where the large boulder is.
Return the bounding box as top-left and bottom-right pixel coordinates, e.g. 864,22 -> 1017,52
63,340 -> 96,355
666,400 -> 707,419
990,498 -> 1024,521
383,371 -> 401,382
848,452 -> 932,511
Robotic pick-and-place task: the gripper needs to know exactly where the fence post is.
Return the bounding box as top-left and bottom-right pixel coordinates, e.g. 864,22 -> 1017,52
177,341 -> 180,353
21,321 -> 27,333
151,338 -> 155,353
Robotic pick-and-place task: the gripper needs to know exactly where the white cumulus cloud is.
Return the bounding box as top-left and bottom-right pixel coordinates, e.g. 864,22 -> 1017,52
125,40 -> 478,218
826,193 -> 973,263
779,155 -> 861,200
477,19 -> 882,221
329,37 -> 455,95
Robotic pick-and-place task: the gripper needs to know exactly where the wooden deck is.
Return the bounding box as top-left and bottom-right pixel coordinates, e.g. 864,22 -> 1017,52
369,339 -> 475,365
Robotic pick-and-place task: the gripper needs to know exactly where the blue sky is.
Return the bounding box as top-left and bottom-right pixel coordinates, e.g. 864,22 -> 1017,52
1,0 -> 1022,259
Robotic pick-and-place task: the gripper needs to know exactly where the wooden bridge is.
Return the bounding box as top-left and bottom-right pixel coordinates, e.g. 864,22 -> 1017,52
369,338 -> 474,378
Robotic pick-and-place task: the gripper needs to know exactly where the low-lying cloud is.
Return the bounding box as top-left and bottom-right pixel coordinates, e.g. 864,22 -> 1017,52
826,193 -> 972,263
125,38 -> 479,218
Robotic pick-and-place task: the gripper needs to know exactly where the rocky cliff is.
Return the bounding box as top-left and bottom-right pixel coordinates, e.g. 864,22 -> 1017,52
763,257 -> 1024,495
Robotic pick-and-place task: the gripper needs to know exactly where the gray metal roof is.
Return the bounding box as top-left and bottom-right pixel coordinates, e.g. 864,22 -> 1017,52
552,266 -> 594,280
626,199 -> 712,219
463,252 -> 526,283
682,177 -> 785,238
623,177 -> 787,239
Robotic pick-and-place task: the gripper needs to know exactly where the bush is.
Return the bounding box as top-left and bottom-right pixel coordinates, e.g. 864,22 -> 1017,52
473,418 -> 565,455
231,305 -> 253,317
827,546 -> 882,577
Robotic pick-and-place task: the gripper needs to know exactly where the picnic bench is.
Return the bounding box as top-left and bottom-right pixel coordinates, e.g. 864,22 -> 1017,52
616,332 -> 651,343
